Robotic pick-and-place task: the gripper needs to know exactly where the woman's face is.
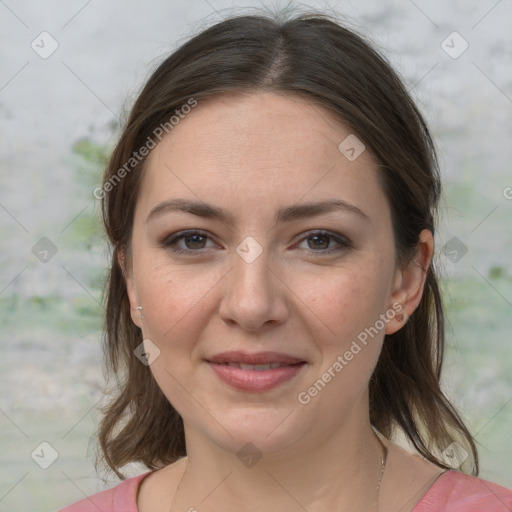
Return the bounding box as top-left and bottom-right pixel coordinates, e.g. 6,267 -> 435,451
125,91 -> 413,456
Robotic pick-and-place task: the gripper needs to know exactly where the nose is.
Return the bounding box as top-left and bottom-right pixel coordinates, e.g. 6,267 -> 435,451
218,241 -> 289,332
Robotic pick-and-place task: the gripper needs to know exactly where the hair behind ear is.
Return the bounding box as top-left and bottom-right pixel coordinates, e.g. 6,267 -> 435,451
370,264 -> 478,475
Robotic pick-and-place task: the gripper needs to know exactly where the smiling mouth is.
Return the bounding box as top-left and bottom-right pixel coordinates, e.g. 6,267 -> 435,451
206,354 -> 307,391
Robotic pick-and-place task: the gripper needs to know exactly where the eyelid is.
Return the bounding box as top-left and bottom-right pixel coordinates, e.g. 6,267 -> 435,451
159,229 -> 215,251
160,229 -> 351,256
294,230 -> 352,254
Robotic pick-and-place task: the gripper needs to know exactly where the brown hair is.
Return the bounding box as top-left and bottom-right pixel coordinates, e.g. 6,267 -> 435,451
96,8 -> 479,479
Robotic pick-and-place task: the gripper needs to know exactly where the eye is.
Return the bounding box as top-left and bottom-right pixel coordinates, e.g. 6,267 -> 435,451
160,230 -> 216,255
160,229 -> 351,257
296,230 -> 351,256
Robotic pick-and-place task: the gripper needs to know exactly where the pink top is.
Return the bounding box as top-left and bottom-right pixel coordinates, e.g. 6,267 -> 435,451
59,470 -> 512,511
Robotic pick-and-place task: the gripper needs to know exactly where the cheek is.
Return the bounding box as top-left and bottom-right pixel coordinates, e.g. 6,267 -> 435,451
298,271 -> 389,402
135,251 -> 392,352
133,257 -> 223,345
298,263 -> 389,346
133,262 -> 221,414
296,265 -> 392,404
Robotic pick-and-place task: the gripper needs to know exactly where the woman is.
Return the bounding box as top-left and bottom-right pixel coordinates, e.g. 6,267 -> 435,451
60,9 -> 512,512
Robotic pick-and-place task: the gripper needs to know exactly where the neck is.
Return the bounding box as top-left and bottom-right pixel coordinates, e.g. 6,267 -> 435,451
172,418 -> 386,511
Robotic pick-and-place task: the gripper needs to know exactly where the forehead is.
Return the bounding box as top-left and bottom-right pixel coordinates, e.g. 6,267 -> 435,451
137,91 -> 388,224
147,91 -> 364,170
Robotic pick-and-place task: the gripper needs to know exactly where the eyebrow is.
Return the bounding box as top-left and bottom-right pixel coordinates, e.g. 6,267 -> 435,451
145,198 -> 370,226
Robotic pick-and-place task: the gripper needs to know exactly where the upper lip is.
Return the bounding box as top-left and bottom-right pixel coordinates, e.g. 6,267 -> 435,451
207,351 -> 305,365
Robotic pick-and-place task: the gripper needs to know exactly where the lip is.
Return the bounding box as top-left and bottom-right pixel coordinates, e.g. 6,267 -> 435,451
207,351 -> 305,365
206,351 -> 307,392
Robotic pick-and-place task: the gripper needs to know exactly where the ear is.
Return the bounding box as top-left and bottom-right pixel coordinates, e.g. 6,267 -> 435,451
117,246 -> 143,329
385,229 -> 434,335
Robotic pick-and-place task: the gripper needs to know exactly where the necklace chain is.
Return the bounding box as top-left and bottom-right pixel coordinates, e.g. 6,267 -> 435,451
168,458 -> 187,512
376,434 -> 389,511
169,434 -> 388,511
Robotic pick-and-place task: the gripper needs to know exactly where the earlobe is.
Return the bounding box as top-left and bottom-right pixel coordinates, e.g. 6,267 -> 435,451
385,268 -> 408,334
117,246 -> 143,329
126,279 -> 143,330
385,229 -> 434,335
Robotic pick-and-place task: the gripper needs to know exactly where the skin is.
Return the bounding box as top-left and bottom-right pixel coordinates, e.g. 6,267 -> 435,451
121,91 -> 443,511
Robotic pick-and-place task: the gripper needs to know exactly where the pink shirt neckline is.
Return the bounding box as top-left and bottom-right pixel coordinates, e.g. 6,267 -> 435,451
126,469 -> 460,510
60,467 -> 512,511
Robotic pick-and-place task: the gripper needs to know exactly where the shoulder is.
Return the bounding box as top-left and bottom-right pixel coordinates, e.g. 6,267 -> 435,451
58,472 -> 151,512
413,470 -> 512,511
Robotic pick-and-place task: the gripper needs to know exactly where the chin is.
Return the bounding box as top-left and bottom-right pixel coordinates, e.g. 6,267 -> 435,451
197,404 -> 308,459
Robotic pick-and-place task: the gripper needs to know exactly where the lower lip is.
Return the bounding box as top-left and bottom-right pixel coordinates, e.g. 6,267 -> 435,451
207,362 -> 306,391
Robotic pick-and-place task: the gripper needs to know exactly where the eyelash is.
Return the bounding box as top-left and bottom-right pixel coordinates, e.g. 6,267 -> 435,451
160,229 -> 351,257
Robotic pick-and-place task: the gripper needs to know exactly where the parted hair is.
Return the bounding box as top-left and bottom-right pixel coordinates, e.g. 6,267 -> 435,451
96,8 -> 479,479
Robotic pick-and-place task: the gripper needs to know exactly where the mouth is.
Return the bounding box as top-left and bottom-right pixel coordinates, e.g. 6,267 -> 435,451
207,350 -> 306,366
215,362 -> 299,371
205,351 -> 307,391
